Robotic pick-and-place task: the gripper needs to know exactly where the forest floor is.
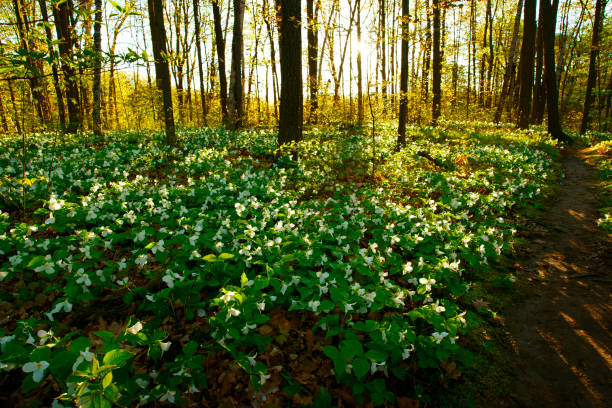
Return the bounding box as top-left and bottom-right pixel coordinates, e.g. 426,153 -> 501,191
490,147 -> 612,408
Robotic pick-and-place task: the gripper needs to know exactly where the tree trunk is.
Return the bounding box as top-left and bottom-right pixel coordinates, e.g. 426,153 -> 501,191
148,0 -> 176,145
517,0 -> 537,129
431,0 -> 441,123
307,0 -> 319,123
53,0 -> 82,133
7,80 -> 22,134
379,0 -> 387,99
92,0 -> 103,135
0,86 -> 8,133
580,0 -> 606,134
466,0 -> 475,118
277,0 -> 303,146
264,0 -> 280,122
193,0 -> 208,126
479,0 -> 491,105
531,7 -> 545,124
14,0 -> 51,126
397,0 -> 409,148
356,0 -> 363,124
38,0 -> 66,130
212,0 -> 229,123
80,0 -> 93,129
494,0 -> 523,123
540,0 -> 568,142
227,0 -> 245,130
421,0 -> 431,102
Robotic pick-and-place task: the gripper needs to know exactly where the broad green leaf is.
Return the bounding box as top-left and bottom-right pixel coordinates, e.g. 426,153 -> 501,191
339,339 -> 362,361
352,356 -> 369,379
321,345 -> 338,360
26,255 -> 46,269
202,254 -> 217,262
365,349 -> 387,362
102,349 -> 132,368
102,372 -> 113,389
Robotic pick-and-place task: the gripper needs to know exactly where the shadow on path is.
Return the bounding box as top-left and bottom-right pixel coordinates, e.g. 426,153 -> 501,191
501,149 -> 611,408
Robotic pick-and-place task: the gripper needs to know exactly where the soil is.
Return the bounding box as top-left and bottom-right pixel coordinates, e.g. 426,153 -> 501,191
498,148 -> 612,408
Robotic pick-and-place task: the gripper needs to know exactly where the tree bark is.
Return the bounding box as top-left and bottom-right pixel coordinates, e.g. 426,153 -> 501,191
356,0 -> 363,124
193,0 -> 208,126
7,80 -> 21,133
307,0 -> 319,123
227,0 -> 245,130
148,0 -> 176,145
14,0 -> 51,125
92,0 -> 103,135
0,86 -> 8,133
517,0 -> 537,129
38,0 -> 66,130
264,0 -> 280,121
421,0 -> 431,102
494,0 -> 523,123
580,0 -> 606,134
397,0 -> 409,148
379,0 -> 387,99
212,0 -> 229,123
431,0 -> 441,123
277,0 -> 303,146
531,6 -> 545,124
53,0 -> 82,133
540,0 -> 568,142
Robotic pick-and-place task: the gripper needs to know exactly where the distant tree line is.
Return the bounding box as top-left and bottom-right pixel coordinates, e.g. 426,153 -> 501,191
0,0 -> 609,145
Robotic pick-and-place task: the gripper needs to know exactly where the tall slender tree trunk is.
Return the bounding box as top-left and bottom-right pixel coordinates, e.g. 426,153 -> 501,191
356,0 -> 363,124
53,0 -> 82,133
264,0 -> 280,121
0,87 -> 8,133
38,0 -> 66,130
540,0 -> 568,142
485,0 -> 494,107
333,2 -> 358,103
397,0 -> 409,148
193,0 -> 208,126
307,0 -> 319,123
227,0 -> 245,130
212,0 -> 229,123
517,0 -> 537,129
380,0 -> 387,99
580,0 -> 606,134
14,0 -> 51,125
494,0 -> 522,123
7,80 -> 21,134
421,0 -> 431,102
479,0 -> 491,105
92,0 -> 103,135
277,0 -> 303,146
431,0 -> 441,123
466,0 -> 475,118
148,0 -> 176,145
80,0 -> 93,129
531,8 -> 545,124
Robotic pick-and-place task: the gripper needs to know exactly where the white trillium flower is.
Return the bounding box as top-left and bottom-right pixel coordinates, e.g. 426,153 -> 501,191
72,348 -> 94,371
159,341 -> 171,352
23,361 -> 49,382
226,307 -> 241,320
221,291 -> 236,303
128,321 -> 144,334
432,331 -> 449,344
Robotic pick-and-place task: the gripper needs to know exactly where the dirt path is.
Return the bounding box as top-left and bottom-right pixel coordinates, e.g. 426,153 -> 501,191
502,148 -> 612,407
